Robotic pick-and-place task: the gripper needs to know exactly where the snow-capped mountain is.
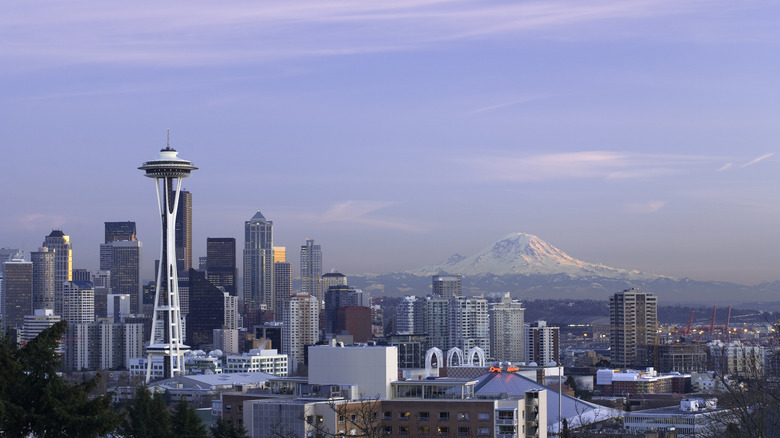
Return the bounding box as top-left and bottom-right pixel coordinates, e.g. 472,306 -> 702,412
412,232 -> 666,281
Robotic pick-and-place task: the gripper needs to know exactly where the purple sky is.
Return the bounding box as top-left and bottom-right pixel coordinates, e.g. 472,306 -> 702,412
1,1 -> 778,285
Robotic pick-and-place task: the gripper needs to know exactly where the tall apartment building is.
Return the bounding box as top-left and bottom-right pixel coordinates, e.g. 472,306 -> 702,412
610,288 -> 658,368
30,248 -> 54,311
207,237 -> 237,296
490,292 -> 525,363
283,294 -> 319,373
175,190 -> 193,275
61,281 -> 95,324
525,320 -> 559,365
300,239 -> 322,301
422,296 -> 451,351
395,295 -> 419,335
1,259 -> 33,331
19,309 -> 61,345
432,275 -> 462,298
42,230 -> 72,316
243,210 -> 274,313
449,296 -> 490,358
100,240 -> 142,314
323,285 -> 369,337
273,247 -> 292,322
321,272 -> 346,308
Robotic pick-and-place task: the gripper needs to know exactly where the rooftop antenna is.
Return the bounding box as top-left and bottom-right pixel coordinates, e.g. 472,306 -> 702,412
166,128 -> 171,150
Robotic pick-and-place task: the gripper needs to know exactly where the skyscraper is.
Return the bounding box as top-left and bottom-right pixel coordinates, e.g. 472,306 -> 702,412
432,275 -> 462,298
490,292 -> 525,363
525,320 -> 559,365
61,280 -> 95,324
1,259 -> 33,331
139,142 -> 197,381
175,191 -> 192,275
243,210 -> 274,314
105,221 -> 137,243
300,239 -> 322,301
273,246 -> 292,321
100,240 -> 142,314
610,288 -> 658,368
206,237 -> 237,296
283,294 -> 319,373
449,295 -> 490,358
186,268 -> 226,349
42,230 -> 72,316
30,247 -> 55,311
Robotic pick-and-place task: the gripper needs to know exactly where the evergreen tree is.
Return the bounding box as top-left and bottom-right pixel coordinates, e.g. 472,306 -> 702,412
120,386 -> 173,438
171,397 -> 208,438
0,320 -> 122,437
211,416 -> 248,438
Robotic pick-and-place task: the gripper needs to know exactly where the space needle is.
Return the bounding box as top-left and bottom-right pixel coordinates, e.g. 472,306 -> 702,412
139,134 -> 197,382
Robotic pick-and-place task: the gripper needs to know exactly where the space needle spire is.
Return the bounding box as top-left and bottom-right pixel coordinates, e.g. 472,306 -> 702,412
139,134 -> 197,382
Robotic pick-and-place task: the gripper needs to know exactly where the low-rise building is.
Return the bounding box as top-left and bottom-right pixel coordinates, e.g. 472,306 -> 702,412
224,348 -> 288,376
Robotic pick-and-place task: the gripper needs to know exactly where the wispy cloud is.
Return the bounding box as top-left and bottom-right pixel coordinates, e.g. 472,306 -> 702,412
0,0 -> 747,70
718,162 -> 734,171
739,152 -> 774,168
13,213 -> 68,231
320,201 -> 427,232
460,151 -> 724,182
468,94 -> 558,114
624,200 -> 666,214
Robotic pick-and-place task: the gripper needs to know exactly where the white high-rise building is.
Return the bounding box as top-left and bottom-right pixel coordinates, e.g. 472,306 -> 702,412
20,309 -> 61,345
62,281 -> 95,324
450,296 -> 490,357
283,294 -> 319,373
395,295 -> 419,334
525,320 -> 559,365
490,292 -> 525,363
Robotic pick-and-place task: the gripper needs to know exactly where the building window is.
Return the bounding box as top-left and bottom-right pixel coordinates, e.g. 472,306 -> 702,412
457,412 -> 469,421
438,426 -> 449,435
339,415 -> 345,424
419,426 -> 430,435
383,411 -> 392,420
478,428 -> 490,436
350,414 -> 357,422
439,412 -> 450,421
399,426 -> 410,435
418,412 -> 430,421
458,426 -> 470,436
384,426 -> 393,435
399,411 -> 411,420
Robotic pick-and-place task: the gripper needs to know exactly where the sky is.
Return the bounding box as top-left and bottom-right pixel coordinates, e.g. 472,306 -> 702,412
1,0 -> 779,285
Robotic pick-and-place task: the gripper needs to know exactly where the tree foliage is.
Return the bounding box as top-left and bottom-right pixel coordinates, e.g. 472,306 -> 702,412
171,397 -> 209,438
0,320 -> 122,437
211,416 -> 248,438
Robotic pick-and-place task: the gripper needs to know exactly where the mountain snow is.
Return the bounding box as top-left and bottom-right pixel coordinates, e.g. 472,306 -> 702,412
412,232 -> 667,281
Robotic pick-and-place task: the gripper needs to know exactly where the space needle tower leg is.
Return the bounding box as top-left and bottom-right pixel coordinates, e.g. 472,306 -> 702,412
139,136 -> 197,383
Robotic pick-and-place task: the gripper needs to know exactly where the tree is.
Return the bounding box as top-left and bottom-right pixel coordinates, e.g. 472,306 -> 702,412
171,397 -> 209,438
0,320 -> 122,437
211,416 -> 248,438
120,386 -> 173,438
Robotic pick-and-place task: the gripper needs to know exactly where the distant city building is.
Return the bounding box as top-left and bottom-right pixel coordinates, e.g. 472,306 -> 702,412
19,309 -> 61,345
323,285 -> 369,337
387,333 -> 428,369
432,274 -> 462,298
92,270 -> 112,318
525,320 -> 560,366
61,281 -> 95,324
708,340 -> 765,377
72,268 -> 92,282
175,190 -> 193,275
395,295 -> 419,335
213,328 -> 240,354
186,269 -> 227,349
300,239 -> 322,301
320,272 -> 346,305
273,255 -> 292,322
64,320 -> 144,371
243,210 -> 274,314
100,240 -> 142,313
2,259 -> 33,331
283,294 -> 319,373
104,221 -> 137,243
449,296 -> 490,358
338,306 -> 373,343
422,296 -> 451,351
42,230 -> 72,316
489,292 -> 525,363
610,288 -> 658,368
255,322 -> 284,352
655,343 -> 709,374
224,348 -> 288,376
198,256 -> 207,272
207,237 -> 237,296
